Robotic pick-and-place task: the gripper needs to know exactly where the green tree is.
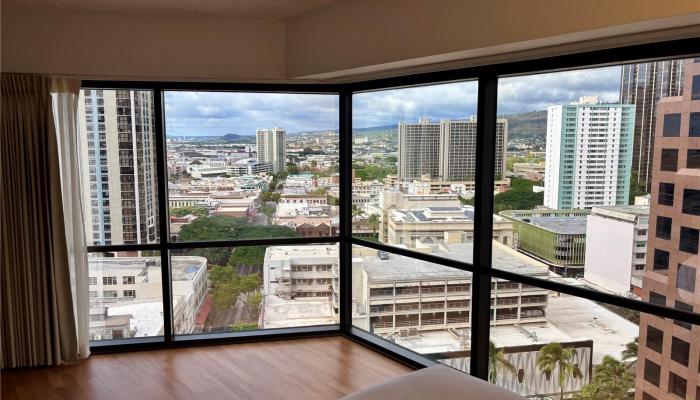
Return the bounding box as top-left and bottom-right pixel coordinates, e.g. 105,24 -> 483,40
178,216 -> 297,265
169,206 -> 209,218
243,291 -> 264,321
260,191 -> 281,203
351,204 -> 365,220
385,155 -> 398,164
208,265 -> 262,311
286,163 -> 300,175
308,187 -> 328,196
230,322 -> 258,332
536,343 -> 583,400
229,246 -> 267,267
367,214 -> 380,237
575,356 -> 634,400
488,340 -> 517,384
261,204 -> 276,225
621,337 -> 638,362
628,173 -> 648,204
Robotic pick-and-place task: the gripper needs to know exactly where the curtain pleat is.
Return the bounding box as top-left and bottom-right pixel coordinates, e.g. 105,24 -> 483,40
1,74 -> 79,368
51,78 -> 91,360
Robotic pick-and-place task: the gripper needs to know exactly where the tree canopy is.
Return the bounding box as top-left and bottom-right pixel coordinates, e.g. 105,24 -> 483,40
170,206 -> 209,218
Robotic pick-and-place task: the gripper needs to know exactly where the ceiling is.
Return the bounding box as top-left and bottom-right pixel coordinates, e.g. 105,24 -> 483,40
1,0 -> 346,19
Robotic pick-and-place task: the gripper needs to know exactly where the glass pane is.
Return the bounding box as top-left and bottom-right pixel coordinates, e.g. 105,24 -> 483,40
88,251 -> 163,341
351,244 -> 474,372
171,243 -> 338,335
78,89 -> 159,245
351,81 -> 486,265
164,92 -> 339,242
487,278 -> 643,398
491,58 -> 700,399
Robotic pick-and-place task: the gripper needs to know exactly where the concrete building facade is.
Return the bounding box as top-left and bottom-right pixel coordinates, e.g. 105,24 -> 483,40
397,117 -> 507,182
78,89 -> 159,245
584,205 -> 649,294
636,59 -> 700,400
544,96 -> 635,209
256,127 -> 286,173
500,209 -> 590,277
620,60 -> 685,191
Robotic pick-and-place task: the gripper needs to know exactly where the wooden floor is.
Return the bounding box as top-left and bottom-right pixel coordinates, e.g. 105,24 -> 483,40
1,336 -> 412,400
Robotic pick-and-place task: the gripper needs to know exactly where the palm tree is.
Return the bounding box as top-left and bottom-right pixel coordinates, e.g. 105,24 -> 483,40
488,340 -> 517,384
593,356 -> 634,399
575,355 -> 634,400
621,337 -> 638,362
536,343 -> 582,400
367,214 -> 380,238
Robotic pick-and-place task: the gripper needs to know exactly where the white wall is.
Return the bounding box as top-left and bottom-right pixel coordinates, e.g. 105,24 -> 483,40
584,214 -> 635,293
1,8 -> 286,81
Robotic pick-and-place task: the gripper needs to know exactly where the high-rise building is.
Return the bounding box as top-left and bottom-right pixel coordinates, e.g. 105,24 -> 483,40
620,60 -> 685,192
635,59 -> 700,400
544,96 -> 635,209
256,127 -> 286,173
78,89 -> 159,245
397,117 -> 507,182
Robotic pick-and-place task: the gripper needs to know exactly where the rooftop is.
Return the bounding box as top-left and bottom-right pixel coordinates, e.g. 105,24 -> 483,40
591,205 -> 649,220
356,241 -> 548,282
262,296 -> 336,329
392,293 -> 638,365
266,244 -> 339,262
527,217 -> 587,235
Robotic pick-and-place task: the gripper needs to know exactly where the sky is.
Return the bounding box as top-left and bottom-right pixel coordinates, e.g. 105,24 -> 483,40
164,65 -> 621,136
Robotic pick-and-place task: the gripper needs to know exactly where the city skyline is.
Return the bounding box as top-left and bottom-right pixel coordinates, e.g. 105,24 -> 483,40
164,66 -> 621,136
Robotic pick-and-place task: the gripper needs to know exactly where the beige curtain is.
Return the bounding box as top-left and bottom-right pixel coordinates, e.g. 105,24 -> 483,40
51,78 -> 91,360
1,74 -> 79,368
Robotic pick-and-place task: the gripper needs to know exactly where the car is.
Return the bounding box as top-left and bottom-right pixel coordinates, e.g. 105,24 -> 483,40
377,251 -> 389,260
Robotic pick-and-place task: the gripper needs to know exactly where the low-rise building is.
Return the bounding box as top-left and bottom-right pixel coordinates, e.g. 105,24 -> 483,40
262,244 -> 340,328
584,205 -> 649,295
500,209 -> 589,277
386,206 -> 513,248
351,241 -> 550,335
88,256 -> 208,340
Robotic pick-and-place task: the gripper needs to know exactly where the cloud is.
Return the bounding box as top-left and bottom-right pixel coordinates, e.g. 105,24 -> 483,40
164,91 -> 339,136
497,66 -> 621,115
164,66 -> 622,135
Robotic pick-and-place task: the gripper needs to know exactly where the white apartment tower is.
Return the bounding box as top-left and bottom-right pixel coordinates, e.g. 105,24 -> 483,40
78,89 -> 159,245
544,96 -> 635,209
398,117 -> 507,182
256,127 -> 286,173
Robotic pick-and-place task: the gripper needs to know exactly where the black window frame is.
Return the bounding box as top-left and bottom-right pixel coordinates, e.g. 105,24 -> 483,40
82,38 -> 700,381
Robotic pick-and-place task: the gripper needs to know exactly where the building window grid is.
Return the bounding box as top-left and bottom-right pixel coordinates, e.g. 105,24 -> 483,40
83,49 -> 692,382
